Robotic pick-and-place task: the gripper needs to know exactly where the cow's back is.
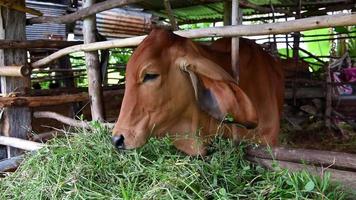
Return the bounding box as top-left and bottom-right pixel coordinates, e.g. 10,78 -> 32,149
199,38 -> 284,144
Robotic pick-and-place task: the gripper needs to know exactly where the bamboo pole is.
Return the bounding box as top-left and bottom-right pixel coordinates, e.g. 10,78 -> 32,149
0,65 -> 30,77
31,13 -> 356,68
0,136 -> 44,151
28,0 -> 142,24
83,0 -> 104,122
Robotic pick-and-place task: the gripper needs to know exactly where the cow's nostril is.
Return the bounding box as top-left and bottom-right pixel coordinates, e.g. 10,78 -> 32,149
112,135 -> 125,149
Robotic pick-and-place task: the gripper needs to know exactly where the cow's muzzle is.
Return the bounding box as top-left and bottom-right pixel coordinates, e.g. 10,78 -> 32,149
112,135 -> 125,150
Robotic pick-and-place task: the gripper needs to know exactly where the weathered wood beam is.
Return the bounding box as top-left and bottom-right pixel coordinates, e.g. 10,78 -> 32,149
0,92 -> 88,108
0,136 -> 44,151
33,111 -> 114,129
28,0 -> 142,25
0,40 -> 82,49
31,13 -> 356,68
83,0 -> 105,122
246,146 -> 356,171
0,0 -> 31,157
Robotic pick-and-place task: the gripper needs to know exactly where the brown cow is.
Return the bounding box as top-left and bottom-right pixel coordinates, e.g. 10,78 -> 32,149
112,29 -> 284,155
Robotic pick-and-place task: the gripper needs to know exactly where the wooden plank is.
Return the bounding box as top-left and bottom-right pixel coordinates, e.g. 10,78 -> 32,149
28,0 -> 142,25
83,0 -> 104,122
0,1 -> 31,157
31,13 -> 356,68
246,146 -> 356,171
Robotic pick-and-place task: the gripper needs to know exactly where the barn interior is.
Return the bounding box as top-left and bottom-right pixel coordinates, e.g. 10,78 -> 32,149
0,0 -> 356,189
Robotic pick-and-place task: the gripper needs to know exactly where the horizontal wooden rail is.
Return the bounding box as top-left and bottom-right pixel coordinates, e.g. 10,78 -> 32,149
33,111 -> 114,128
0,136 -> 44,151
0,93 -> 88,108
0,40 -> 82,49
31,13 -> 356,68
28,0 -> 142,24
247,156 -> 356,190
0,65 -> 30,77
246,146 -> 356,171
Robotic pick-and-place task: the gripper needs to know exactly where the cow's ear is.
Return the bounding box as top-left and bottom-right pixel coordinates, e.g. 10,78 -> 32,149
177,57 -> 258,129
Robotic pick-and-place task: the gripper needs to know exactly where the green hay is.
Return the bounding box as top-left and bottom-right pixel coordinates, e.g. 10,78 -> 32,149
0,124 -> 347,199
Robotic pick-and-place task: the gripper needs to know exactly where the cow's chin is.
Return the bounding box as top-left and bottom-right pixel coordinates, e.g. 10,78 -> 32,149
123,138 -> 147,150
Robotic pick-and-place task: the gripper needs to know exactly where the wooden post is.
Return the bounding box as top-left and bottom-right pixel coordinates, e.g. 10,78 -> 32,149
223,1 -> 231,26
83,0 -> 104,121
164,0 -> 178,31
0,1 -> 31,158
325,63 -> 332,130
231,0 -> 242,82
292,0 -> 302,106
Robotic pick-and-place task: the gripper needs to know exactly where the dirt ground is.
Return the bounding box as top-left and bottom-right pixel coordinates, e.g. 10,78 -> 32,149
280,119 -> 356,154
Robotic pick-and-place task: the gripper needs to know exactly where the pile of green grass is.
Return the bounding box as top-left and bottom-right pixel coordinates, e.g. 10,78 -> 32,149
0,124 -> 348,199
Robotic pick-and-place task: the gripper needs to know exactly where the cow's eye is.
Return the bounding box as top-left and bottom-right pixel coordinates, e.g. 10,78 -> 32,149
143,73 -> 159,82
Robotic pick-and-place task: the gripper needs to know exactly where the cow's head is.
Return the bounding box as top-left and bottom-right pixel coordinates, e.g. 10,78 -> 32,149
112,29 -> 257,155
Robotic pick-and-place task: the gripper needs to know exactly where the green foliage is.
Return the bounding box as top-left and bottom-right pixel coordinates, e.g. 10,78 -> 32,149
303,28 -> 331,58
110,48 -> 133,65
346,26 -> 356,61
180,22 -> 213,30
0,126 -> 348,199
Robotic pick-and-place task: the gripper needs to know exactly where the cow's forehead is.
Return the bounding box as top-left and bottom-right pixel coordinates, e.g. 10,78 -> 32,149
126,29 -> 184,73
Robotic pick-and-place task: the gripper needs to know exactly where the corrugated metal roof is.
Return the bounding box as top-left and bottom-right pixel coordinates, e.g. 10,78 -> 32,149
26,0 -> 67,40
74,8 -> 152,39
